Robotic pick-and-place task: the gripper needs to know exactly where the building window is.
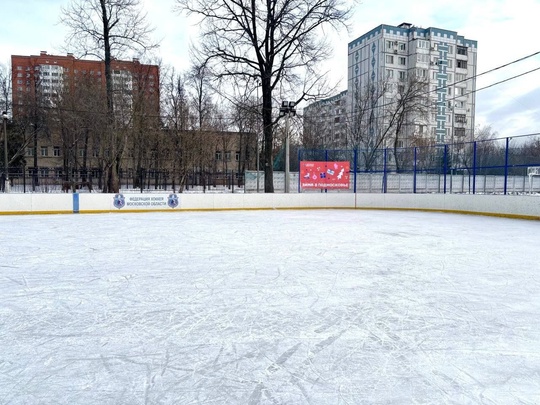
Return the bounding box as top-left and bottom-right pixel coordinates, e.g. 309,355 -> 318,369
386,40 -> 393,49
235,151 -> 240,161
53,147 -> 61,157
455,128 -> 466,137
457,60 -> 467,69
386,55 -> 394,64
40,168 -> 49,177
417,40 -> 428,49
215,151 -> 222,160
448,73 -> 453,83
225,151 -> 231,161
447,59 -> 453,69
386,69 -> 394,78
457,46 -> 467,55
455,114 -> 466,123
399,71 -> 406,81
399,43 -> 406,51
399,57 -> 406,65
448,45 -> 454,55
417,54 -> 429,63
26,147 -> 35,156
40,146 -> 48,157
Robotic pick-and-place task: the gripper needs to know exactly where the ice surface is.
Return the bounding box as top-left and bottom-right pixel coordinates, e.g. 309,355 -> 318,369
1,210 -> 539,404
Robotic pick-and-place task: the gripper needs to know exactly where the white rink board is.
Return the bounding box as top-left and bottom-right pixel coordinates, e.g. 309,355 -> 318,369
1,192 -> 539,219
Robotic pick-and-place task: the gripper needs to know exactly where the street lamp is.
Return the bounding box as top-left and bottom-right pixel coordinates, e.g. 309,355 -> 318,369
279,101 -> 296,193
2,111 -> 9,193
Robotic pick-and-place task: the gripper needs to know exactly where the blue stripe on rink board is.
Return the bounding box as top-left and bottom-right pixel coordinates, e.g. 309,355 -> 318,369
73,193 -> 79,213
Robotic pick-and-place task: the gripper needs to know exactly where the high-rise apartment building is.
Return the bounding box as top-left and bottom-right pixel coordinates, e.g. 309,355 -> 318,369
11,51 -> 159,120
305,23 -> 477,149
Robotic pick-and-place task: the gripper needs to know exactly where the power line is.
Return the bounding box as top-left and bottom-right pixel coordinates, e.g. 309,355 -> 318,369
300,49 -> 540,117
8,50 -> 540,125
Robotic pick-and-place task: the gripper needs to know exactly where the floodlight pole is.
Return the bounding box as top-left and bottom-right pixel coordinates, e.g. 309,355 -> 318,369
285,110 -> 290,193
280,101 -> 296,193
2,111 -> 9,193
256,82 -> 260,193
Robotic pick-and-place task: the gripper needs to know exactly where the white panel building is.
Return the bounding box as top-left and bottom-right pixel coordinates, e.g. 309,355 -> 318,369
305,23 -> 477,149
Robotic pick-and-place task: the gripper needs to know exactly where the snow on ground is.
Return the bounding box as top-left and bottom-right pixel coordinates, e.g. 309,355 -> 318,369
1,210 -> 539,404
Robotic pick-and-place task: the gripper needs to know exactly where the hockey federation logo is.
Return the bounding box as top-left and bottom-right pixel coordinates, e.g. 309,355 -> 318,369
168,193 -> 179,209
113,193 -> 126,209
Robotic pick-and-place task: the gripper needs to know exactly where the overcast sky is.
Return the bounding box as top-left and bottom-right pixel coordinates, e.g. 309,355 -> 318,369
1,0 -> 539,138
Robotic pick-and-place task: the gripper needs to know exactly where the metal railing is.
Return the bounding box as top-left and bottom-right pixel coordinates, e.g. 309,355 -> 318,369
295,135 -> 540,194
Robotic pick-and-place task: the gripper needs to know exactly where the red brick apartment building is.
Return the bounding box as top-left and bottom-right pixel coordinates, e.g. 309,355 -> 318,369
11,51 -> 159,119
8,52 -> 254,191
9,52 -> 161,188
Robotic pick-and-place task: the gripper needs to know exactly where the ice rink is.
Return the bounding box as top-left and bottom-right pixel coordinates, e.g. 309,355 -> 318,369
1,209 -> 539,404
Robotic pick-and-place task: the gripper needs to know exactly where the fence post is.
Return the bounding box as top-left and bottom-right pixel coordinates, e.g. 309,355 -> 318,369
325,149 -> 329,193
472,141 -> 477,194
298,148 -> 302,193
443,144 -> 448,194
383,148 -> 388,193
353,149 -> 357,193
504,137 -> 510,195
413,147 -> 417,194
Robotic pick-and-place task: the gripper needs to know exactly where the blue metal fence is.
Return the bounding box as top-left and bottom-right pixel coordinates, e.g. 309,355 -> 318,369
298,134 -> 540,195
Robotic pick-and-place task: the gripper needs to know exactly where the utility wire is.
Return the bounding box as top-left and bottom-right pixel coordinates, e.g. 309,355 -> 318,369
9,50 -> 540,123
299,49 -> 540,117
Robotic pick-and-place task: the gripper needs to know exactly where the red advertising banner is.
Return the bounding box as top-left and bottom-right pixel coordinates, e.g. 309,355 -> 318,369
300,161 -> 350,189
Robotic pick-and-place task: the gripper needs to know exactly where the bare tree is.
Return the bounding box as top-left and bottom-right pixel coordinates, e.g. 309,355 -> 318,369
389,74 -> 431,171
175,0 -> 352,192
60,0 -> 158,193
187,62 -> 214,131
0,63 -> 10,115
345,79 -> 389,171
231,97 -> 259,183
161,68 -> 192,191
344,73 -> 432,172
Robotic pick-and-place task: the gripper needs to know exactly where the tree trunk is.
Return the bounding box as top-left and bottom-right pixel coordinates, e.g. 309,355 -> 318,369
262,78 -> 274,193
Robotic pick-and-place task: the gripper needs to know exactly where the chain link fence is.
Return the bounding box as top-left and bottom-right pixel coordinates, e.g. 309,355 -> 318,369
245,134 -> 540,194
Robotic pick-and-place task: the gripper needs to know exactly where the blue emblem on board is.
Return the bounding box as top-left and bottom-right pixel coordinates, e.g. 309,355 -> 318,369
113,193 -> 125,209
168,194 -> 179,208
